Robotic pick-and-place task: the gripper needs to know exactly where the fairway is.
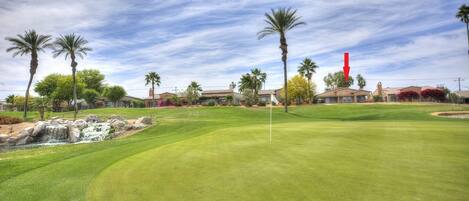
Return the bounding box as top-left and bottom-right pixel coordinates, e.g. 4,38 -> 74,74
1,104 -> 469,201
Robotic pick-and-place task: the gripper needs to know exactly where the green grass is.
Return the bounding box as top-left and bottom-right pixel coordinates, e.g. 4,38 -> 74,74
1,104 -> 469,201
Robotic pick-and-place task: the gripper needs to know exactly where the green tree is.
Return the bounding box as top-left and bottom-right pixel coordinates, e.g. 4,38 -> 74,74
298,58 -> 318,104
53,33 -> 92,120
6,94 -> 15,105
82,89 -> 100,108
103,86 -> 126,107
356,74 -> 366,89
13,96 -> 35,111
77,69 -> 105,93
5,30 -> 52,120
35,73 -> 61,97
280,75 -> 316,105
238,68 -> 266,104
323,71 -> 354,90
35,74 -> 85,111
456,4 -> 469,55
258,8 -> 305,112
34,97 -> 49,121
145,72 -> 161,107
186,81 -> 203,105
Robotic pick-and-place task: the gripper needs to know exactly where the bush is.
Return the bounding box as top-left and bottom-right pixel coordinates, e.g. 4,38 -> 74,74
257,101 -> 266,106
373,95 -> 383,102
207,100 -> 216,106
421,89 -> 445,102
0,116 -> 23,124
398,91 -> 419,101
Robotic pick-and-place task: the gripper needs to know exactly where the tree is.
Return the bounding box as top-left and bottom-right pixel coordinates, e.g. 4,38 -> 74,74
298,58 -> 318,104
356,74 -> 366,89
77,69 -> 105,93
103,86 -> 126,107
6,94 -> 15,105
238,68 -> 266,104
13,96 -> 34,112
456,4 -> 469,55
5,30 -> 52,120
421,89 -> 445,102
258,8 -> 305,112
241,89 -> 257,107
323,71 -> 354,90
398,91 -> 419,102
145,72 -> 161,107
280,75 -> 316,105
186,81 -> 202,105
35,74 -> 85,111
34,97 -> 49,121
52,33 -> 92,120
82,89 -> 100,108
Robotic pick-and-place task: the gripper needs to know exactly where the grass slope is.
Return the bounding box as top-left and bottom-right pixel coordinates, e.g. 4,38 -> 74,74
0,104 -> 468,201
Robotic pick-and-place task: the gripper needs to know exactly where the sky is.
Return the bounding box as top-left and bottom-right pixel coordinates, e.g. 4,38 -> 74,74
0,0 -> 468,99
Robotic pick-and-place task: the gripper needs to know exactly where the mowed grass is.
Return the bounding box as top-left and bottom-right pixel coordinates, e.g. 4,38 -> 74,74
1,104 -> 469,201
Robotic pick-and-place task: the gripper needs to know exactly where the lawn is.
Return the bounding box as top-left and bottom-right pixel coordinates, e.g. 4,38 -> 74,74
1,104 -> 469,201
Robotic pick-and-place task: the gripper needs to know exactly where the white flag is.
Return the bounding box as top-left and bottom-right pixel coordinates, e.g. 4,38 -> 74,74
271,93 -> 279,105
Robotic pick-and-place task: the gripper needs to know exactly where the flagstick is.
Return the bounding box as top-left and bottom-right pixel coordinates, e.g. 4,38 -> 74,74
269,93 -> 273,144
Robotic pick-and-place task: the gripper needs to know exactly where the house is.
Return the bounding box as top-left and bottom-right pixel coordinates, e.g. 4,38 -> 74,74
258,89 -> 281,103
144,89 -> 186,107
0,100 -> 6,111
201,89 -> 242,105
96,96 -> 144,108
317,88 -> 370,103
373,82 -> 444,102
455,90 -> 469,104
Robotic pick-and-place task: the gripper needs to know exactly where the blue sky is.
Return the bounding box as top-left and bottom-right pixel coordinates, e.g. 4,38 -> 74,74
0,0 -> 468,99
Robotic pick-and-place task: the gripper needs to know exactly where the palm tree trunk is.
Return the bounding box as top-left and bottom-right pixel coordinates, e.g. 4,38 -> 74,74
152,85 -> 155,108
23,52 -> 38,120
280,35 -> 288,112
71,55 -> 78,121
466,22 -> 469,55
308,78 -> 312,104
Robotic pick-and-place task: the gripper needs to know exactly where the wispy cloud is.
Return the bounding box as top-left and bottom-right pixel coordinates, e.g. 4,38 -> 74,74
0,0 -> 468,99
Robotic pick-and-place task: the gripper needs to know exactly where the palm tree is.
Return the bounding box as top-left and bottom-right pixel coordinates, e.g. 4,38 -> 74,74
186,81 -> 202,105
239,68 -> 267,104
258,7 -> 305,112
456,4 -> 469,55
52,33 -> 92,120
298,58 -> 318,104
356,74 -> 366,89
145,72 -> 161,107
5,30 -> 52,120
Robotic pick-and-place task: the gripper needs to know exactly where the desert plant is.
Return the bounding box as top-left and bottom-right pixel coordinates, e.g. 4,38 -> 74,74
145,72 -> 161,107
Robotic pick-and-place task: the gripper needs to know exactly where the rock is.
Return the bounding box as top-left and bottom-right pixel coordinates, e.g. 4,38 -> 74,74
18,127 -> 34,138
72,119 -> 88,130
135,117 -> 152,125
81,123 -> 111,141
108,115 -> 125,121
32,121 -> 48,137
39,125 -> 69,142
7,137 -> 18,145
68,127 -> 81,143
86,115 -> 101,123
109,119 -> 128,131
0,134 -> 9,143
16,136 -> 34,146
132,123 -> 146,130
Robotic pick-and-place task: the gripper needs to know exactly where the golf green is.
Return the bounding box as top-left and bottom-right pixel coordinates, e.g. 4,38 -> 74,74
1,104 -> 468,201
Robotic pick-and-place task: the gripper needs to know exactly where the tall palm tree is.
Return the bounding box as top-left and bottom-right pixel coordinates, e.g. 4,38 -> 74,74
5,30 -> 52,120
52,33 -> 92,120
187,81 -> 202,105
258,7 -> 305,112
145,72 -> 161,107
456,4 -> 469,55
298,58 -> 318,104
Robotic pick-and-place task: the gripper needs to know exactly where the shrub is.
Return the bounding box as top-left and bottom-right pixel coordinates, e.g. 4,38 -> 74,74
0,116 -> 23,124
207,100 -> 216,106
257,101 -> 266,106
398,91 -> 419,101
373,95 -> 383,102
421,89 -> 445,102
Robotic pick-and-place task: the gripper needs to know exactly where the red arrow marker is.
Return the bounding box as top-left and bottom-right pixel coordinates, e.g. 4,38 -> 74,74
343,52 -> 350,81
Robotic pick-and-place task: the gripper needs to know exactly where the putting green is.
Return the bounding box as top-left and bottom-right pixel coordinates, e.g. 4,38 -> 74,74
87,121 -> 469,201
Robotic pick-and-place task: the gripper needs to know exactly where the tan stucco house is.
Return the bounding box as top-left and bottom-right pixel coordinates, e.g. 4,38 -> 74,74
317,88 -> 370,103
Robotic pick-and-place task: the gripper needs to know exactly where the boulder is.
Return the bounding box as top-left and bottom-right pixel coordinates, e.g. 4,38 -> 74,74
135,117 -> 152,125
109,119 -> 128,131
16,136 -> 34,146
68,127 -> 81,143
32,121 -> 48,137
72,119 -> 88,130
108,115 -> 125,121
132,123 -> 146,130
0,134 -> 9,143
18,127 -> 34,138
86,115 -> 101,123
